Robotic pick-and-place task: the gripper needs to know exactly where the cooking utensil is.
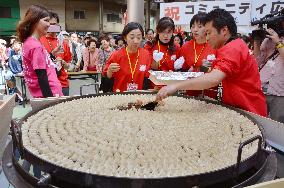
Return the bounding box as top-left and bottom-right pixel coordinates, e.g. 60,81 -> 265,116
140,101 -> 159,111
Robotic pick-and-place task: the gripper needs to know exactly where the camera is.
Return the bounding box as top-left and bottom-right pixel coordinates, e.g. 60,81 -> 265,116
251,9 -> 284,41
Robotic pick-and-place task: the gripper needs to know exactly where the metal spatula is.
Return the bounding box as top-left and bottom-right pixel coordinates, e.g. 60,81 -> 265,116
140,101 -> 159,111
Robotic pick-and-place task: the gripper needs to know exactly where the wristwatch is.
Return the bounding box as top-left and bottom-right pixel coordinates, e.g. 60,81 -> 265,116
276,41 -> 284,49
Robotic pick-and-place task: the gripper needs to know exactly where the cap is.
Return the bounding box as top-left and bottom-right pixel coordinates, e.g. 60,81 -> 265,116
61,31 -> 70,36
0,39 -> 7,45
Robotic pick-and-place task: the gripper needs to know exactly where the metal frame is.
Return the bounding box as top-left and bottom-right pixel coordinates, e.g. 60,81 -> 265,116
79,83 -> 100,96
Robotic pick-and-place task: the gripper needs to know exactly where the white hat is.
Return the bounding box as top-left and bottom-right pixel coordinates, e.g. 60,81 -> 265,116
0,39 -> 7,45
61,31 -> 69,36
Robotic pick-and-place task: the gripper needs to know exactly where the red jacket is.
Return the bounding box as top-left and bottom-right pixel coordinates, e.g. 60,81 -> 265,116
144,41 -> 180,71
180,40 -> 217,98
213,38 -> 267,117
180,40 -> 216,71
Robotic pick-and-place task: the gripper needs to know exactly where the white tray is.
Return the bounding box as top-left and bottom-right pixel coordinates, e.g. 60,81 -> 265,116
149,71 -> 204,85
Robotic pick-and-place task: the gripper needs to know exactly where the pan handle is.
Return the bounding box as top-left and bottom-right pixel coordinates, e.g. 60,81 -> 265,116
37,173 -> 51,187
11,119 -> 24,158
233,135 -> 262,178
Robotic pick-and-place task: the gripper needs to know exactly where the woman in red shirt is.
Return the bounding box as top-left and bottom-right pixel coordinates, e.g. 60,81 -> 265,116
144,17 -> 180,72
180,13 -> 216,72
103,22 -> 151,92
179,13 -> 217,98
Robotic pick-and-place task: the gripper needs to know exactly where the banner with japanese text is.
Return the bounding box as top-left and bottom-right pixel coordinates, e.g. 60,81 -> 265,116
160,0 -> 284,26
251,0 -> 284,22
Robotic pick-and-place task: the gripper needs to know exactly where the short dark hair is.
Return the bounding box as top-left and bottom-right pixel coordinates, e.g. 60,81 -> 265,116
49,11 -> 59,23
12,40 -> 21,46
205,8 -> 237,37
190,12 -> 207,28
146,29 -> 154,35
100,35 -> 110,42
86,38 -> 97,47
122,22 -> 144,38
115,35 -> 125,45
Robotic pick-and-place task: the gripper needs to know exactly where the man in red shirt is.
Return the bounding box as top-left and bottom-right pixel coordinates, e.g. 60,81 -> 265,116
40,12 -> 72,96
156,9 -> 267,117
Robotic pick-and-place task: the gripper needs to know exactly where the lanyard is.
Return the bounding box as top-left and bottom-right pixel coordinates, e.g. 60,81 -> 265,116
157,40 -> 168,68
47,37 -> 58,53
193,40 -> 206,67
126,47 -> 140,82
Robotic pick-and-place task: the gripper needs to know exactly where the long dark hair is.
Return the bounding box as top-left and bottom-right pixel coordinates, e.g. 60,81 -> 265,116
17,5 -> 49,42
174,34 -> 183,47
151,17 -> 176,55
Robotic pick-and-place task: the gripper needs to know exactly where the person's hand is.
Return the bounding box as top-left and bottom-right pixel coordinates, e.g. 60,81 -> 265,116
266,28 -> 281,43
153,50 -> 164,62
56,57 -> 63,61
61,60 -> 69,70
55,60 -> 62,71
156,84 -> 178,101
202,59 -> 212,68
200,60 -> 212,73
174,56 -> 185,70
108,63 -> 120,73
96,64 -> 103,73
75,61 -> 81,70
52,46 -> 63,55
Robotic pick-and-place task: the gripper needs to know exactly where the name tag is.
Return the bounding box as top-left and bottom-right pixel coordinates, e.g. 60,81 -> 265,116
127,83 -> 138,92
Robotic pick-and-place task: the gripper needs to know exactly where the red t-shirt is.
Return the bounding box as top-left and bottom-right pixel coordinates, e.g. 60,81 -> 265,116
103,48 -> 151,92
40,36 -> 72,88
180,40 -> 217,98
144,42 -> 180,71
213,38 -> 267,117
180,40 -> 216,71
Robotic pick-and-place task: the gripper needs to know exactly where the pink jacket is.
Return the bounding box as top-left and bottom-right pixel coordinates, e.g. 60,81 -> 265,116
82,48 -> 99,71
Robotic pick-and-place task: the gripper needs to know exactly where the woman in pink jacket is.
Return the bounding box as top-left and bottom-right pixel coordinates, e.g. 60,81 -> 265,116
82,38 -> 100,71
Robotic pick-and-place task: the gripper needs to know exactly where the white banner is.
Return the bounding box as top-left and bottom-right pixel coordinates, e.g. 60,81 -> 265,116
160,0 -> 251,26
251,0 -> 284,22
160,0 -> 284,26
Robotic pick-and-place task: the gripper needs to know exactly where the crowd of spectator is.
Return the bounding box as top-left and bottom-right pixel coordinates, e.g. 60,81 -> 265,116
0,5 -> 283,124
